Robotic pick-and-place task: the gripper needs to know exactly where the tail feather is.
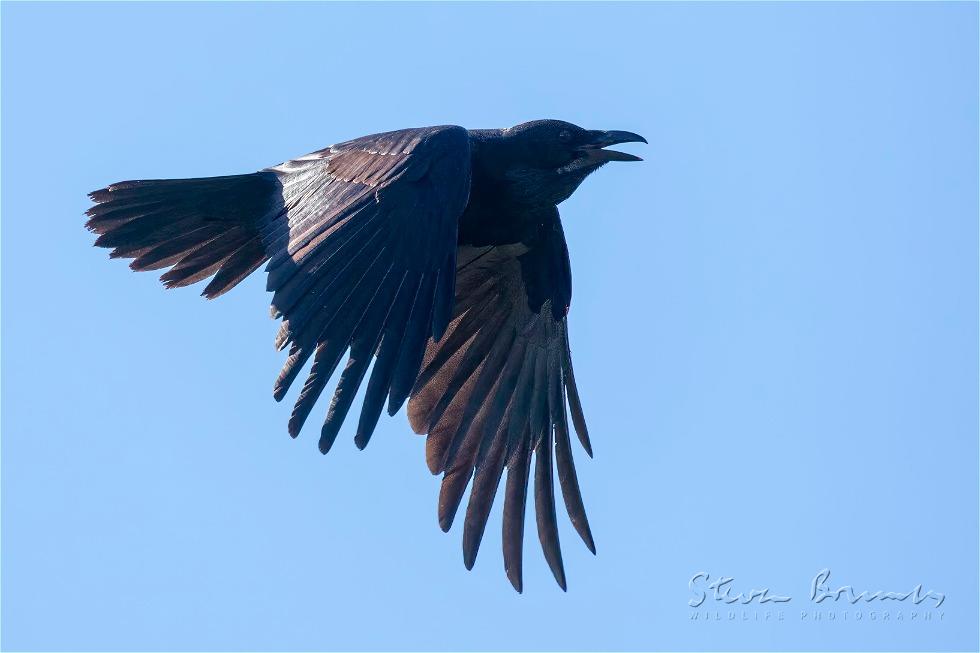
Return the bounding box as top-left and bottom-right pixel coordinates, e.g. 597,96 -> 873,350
86,173 -> 281,299
204,237 -> 268,298
127,225 -> 226,270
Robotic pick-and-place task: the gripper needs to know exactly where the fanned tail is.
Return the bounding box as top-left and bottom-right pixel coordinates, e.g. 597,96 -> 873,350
85,172 -> 281,299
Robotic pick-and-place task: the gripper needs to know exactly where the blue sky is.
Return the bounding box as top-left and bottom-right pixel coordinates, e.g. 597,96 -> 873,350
2,2 -> 977,651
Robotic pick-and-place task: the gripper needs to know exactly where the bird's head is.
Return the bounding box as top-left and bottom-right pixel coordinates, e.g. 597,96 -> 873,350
493,119 -> 646,205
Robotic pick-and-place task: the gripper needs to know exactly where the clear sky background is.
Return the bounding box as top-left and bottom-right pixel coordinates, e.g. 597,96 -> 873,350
2,2 -> 977,652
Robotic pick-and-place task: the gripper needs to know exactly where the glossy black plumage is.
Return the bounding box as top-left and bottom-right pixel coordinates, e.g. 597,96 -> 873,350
85,119 -> 644,591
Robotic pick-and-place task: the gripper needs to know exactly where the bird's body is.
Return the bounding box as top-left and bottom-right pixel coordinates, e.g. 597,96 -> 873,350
86,119 -> 644,591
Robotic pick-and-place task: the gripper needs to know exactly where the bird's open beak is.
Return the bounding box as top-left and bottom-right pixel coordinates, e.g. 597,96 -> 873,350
580,130 -> 647,163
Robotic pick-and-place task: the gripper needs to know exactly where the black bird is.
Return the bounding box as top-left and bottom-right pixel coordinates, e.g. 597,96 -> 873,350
85,119 -> 645,591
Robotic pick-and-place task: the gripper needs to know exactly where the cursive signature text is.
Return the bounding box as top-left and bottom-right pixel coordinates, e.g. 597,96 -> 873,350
688,572 -> 792,607
810,568 -> 945,607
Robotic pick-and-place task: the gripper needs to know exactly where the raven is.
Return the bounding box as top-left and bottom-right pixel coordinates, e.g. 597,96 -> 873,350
85,119 -> 645,591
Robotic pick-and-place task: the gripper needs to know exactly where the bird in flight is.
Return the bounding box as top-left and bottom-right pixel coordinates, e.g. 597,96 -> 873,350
85,119 -> 645,591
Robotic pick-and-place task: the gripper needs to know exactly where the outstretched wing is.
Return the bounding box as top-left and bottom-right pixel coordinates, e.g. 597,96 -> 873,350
264,126 -> 471,452
407,210 -> 594,592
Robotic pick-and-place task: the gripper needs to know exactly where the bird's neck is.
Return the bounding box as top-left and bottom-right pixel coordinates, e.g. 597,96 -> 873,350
467,131 -> 593,209
459,160 -> 559,248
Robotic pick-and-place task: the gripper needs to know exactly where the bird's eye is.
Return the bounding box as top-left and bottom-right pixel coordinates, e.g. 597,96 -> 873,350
558,129 -> 572,143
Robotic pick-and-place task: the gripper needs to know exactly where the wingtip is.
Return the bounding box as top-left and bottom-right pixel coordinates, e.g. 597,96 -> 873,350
273,385 -> 287,403
354,421 -> 377,450
386,395 -> 405,417
319,417 -> 344,454
506,568 -> 524,593
549,563 -> 568,591
578,524 -> 596,554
